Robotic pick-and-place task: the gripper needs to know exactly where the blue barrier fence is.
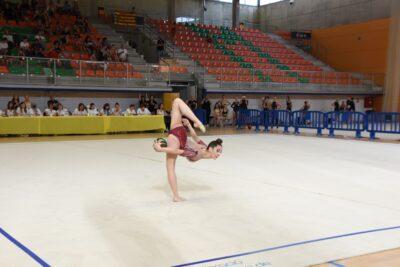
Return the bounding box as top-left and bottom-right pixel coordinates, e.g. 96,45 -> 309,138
237,109 -> 261,130
292,111 -> 325,135
262,110 -> 291,133
325,112 -> 366,138
367,112 -> 400,139
194,108 -> 400,138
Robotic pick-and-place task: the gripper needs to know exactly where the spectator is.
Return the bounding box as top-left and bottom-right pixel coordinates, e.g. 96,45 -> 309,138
23,95 -> 31,108
3,30 -> 14,47
87,103 -> 99,116
56,103 -> 69,116
44,102 -> 57,116
347,97 -> 356,111
0,108 -> 4,116
302,101 -> 310,111
100,103 -> 111,116
16,102 -> 29,116
112,102 -> 122,116
0,38 -> 9,55
156,103 -> 165,115
286,96 -> 292,111
239,95 -> 248,110
156,38 -> 165,58
239,22 -> 245,30
201,96 -> 211,126
139,94 -> 147,107
117,44 -> 128,62
340,101 -> 346,111
73,103 -> 88,116
5,101 -> 15,117
221,94 -> 230,108
187,97 -> 197,110
213,102 -> 223,127
32,38 -> 44,57
148,95 -> 157,114
19,38 -> 30,55
47,96 -> 59,110
271,97 -> 279,110
231,97 -> 240,126
262,96 -> 271,111
137,103 -> 151,115
62,1 -> 71,14
124,104 -> 137,116
30,104 -> 42,116
333,99 -> 340,112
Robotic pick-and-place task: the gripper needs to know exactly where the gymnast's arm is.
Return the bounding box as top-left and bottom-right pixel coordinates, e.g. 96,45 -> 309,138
182,119 -> 201,143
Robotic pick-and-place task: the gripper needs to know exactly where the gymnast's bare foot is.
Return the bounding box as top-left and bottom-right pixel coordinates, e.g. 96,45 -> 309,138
194,122 -> 206,133
173,196 -> 185,202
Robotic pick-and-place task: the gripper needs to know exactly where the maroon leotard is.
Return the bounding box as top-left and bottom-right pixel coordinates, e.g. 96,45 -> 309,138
169,126 -> 206,160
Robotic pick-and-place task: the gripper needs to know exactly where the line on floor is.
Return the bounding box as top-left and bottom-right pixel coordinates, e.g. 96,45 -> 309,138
0,227 -> 50,267
172,225 -> 400,267
328,261 -> 346,267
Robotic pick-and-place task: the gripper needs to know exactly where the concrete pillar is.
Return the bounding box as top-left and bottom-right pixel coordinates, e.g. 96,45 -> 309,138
232,0 -> 240,28
383,0 -> 400,112
167,0 -> 176,22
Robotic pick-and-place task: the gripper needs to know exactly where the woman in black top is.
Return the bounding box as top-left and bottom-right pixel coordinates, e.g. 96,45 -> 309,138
231,97 -> 240,126
239,96 -> 248,110
286,96 -> 292,111
333,100 -> 340,112
148,95 -> 157,114
201,96 -> 211,125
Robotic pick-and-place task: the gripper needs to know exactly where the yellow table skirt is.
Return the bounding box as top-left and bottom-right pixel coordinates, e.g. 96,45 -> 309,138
0,115 -> 166,135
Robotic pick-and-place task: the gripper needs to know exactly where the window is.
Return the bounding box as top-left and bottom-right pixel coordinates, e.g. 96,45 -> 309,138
240,0 -> 258,6
260,0 -> 284,5
213,0 -> 259,6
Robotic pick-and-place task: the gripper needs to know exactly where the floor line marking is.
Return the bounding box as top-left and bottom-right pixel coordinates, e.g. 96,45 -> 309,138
328,261 -> 346,267
172,225 -> 400,267
0,227 -> 50,267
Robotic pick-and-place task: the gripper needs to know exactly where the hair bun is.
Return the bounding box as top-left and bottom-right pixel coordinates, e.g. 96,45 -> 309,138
216,138 -> 223,145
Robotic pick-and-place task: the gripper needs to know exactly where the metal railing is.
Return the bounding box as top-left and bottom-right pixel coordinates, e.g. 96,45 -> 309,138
0,55 -> 175,88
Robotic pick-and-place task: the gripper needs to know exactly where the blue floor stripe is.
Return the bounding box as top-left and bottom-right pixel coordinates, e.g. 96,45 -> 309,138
0,227 -> 51,267
172,225 -> 400,267
329,261 -> 346,267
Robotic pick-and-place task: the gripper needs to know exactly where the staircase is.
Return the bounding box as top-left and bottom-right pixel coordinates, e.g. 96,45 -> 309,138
268,33 -> 334,72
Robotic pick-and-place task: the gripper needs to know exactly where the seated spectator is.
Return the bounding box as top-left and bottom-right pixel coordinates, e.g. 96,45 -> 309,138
239,22 -> 245,30
23,96 -> 31,108
156,103 -> 165,115
137,103 -> 151,115
100,103 -> 112,116
148,95 -> 157,114
15,102 -> 29,116
47,96 -> 59,110
62,1 -> 72,14
32,39 -> 44,57
73,103 -> 88,116
30,104 -> 42,116
19,38 -> 30,56
44,102 -> 57,116
124,104 -> 137,116
35,31 -> 46,44
5,101 -> 16,117
87,103 -> 99,116
3,30 -> 14,45
156,38 -> 165,58
10,95 -> 20,106
112,102 -> 122,116
0,109 -> 4,116
56,103 -> 69,116
0,38 -> 9,55
117,44 -> 128,62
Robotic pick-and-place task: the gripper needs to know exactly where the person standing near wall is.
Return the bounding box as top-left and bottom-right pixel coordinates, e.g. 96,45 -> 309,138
333,99 -> 340,111
286,96 -> 292,111
231,97 -> 240,126
201,96 -> 211,126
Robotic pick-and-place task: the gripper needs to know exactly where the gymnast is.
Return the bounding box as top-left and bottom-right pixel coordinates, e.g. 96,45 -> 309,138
153,98 -> 223,202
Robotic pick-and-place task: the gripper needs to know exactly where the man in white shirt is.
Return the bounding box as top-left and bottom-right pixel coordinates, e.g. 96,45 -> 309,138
29,105 -> 42,116
0,38 -> 9,55
137,104 -> 151,115
124,104 -> 137,116
117,44 -> 128,62
3,30 -> 14,44
19,38 -> 30,55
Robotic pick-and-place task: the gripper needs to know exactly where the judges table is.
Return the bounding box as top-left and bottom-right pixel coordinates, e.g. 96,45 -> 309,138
0,115 -> 166,135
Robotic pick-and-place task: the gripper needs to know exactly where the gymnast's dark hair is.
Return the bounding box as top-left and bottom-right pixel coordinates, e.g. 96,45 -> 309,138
207,138 -> 223,149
